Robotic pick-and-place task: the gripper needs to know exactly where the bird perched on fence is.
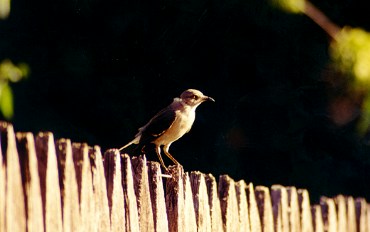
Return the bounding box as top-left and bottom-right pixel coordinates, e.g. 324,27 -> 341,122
119,89 -> 215,170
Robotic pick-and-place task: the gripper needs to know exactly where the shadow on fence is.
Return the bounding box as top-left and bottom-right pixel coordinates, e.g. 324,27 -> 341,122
0,121 -> 370,232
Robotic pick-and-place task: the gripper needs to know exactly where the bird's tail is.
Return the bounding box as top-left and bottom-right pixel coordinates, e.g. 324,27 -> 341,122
118,137 -> 139,151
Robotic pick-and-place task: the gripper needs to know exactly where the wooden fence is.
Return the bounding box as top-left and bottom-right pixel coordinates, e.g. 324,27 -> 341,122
0,120 -> 370,232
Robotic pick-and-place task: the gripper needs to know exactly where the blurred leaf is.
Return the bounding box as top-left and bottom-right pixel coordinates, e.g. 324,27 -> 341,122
0,83 -> 13,119
271,0 -> 305,14
0,0 -> 10,19
330,27 -> 370,88
0,59 -> 28,82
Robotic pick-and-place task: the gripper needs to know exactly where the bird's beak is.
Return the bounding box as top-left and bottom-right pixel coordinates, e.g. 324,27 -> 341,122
203,96 -> 215,102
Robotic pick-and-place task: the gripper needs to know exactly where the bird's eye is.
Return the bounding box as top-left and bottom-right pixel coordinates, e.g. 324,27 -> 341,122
193,95 -> 199,100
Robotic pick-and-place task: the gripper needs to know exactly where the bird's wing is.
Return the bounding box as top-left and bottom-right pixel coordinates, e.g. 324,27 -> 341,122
139,106 -> 177,144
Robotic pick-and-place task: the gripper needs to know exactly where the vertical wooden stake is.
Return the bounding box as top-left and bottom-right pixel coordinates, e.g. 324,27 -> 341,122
16,132 -> 44,232
287,187 -> 300,232
121,154 -> 140,232
355,198 -> 367,232
204,174 -> 223,232
219,175 -> 239,232
320,197 -> 337,232
335,195 -> 347,232
72,143 -> 96,232
190,171 -> 212,232
35,132 -> 63,232
347,197 -> 357,232
255,186 -> 274,232
1,122 -> 26,232
89,146 -> 110,231
247,183 -> 262,232
311,205 -> 324,232
166,165 -> 185,232
104,149 -> 125,232
271,185 -> 289,232
235,180 -> 250,232
298,189 -> 313,232
56,139 -> 80,232
131,155 -> 155,231
147,161 -> 169,232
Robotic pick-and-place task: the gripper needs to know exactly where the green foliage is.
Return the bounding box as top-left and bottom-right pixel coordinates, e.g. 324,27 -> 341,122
329,28 -> 370,134
271,0 -> 305,14
331,27 -> 370,88
0,60 -> 29,119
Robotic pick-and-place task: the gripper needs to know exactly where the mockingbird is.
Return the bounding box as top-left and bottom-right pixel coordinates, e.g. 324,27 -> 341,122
119,89 -> 215,170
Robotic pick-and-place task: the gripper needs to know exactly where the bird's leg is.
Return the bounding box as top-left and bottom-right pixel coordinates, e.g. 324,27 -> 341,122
163,144 -> 180,165
155,145 -> 168,171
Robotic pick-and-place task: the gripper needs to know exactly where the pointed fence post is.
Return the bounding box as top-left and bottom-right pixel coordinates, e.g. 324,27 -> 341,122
1,122 -> 26,232
298,189 -> 313,232
16,132 -> 44,232
121,154 -> 140,232
235,180 -> 250,232
320,197 -> 337,232
255,186 -> 274,232
104,149 -> 125,232
287,187 -> 300,232
56,139 -> 81,232
147,161 -> 169,232
131,155 -> 155,231
311,205 -> 324,232
89,146 -> 110,231
205,174 -> 223,232
347,197 -> 357,232
271,185 -> 289,232
190,171 -> 212,232
219,175 -> 239,232
72,143 -> 96,232
166,165 -> 187,232
247,183 -> 262,232
35,132 -> 63,232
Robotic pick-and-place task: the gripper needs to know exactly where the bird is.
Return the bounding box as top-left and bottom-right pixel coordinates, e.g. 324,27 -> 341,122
119,89 -> 215,170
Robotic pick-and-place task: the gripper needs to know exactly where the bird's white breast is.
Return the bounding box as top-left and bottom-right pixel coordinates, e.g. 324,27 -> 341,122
154,105 -> 195,145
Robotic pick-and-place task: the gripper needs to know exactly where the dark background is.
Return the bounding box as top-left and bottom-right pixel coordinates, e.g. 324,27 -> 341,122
2,0 -> 370,203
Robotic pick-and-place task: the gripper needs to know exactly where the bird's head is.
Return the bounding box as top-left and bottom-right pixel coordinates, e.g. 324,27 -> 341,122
180,89 -> 215,107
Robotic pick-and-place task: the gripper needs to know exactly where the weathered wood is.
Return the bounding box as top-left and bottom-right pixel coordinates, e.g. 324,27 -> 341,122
347,197 -> 357,232
121,154 -> 140,232
72,143 -> 96,232
1,122 -> 26,232
56,139 -> 81,232
147,162 -> 169,232
219,175 -> 239,232
89,146 -> 110,231
190,171 -> 212,232
298,189 -> 313,232
0,127 -> 4,232
166,165 -> 185,232
255,186 -> 274,232
320,197 -> 337,232
16,132 -> 44,232
131,155 -> 155,232
335,195 -> 347,232
287,187 -> 300,232
235,180 -> 250,232
311,205 -> 324,232
271,185 -> 289,232
104,149 -> 125,232
356,198 -> 368,232
183,172 -> 197,232
35,132 -> 63,232
246,183 -> 262,232
204,173 -> 223,232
